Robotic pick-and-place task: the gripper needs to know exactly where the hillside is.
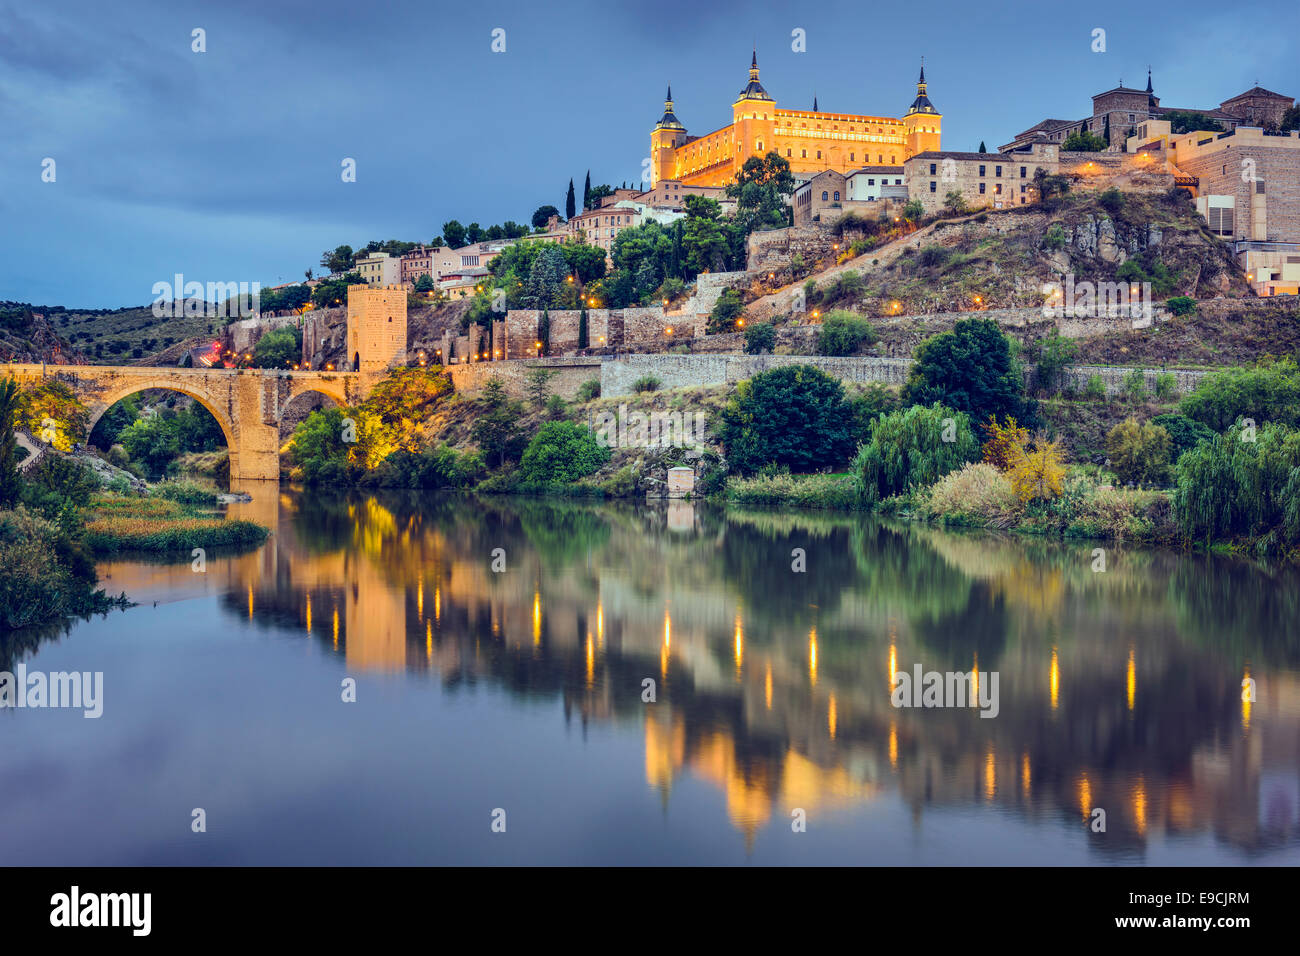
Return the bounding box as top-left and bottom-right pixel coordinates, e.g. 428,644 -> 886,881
746,188 -> 1250,322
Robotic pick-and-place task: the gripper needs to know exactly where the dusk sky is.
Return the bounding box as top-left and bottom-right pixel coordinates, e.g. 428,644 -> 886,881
1,0 -> 1293,307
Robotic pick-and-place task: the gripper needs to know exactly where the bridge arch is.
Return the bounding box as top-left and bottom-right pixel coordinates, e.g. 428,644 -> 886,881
88,379 -> 238,472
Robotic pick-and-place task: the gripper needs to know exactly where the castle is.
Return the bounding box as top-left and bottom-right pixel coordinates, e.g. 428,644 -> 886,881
650,52 -> 941,188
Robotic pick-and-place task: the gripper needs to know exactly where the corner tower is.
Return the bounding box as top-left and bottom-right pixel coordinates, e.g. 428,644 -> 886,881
731,49 -> 777,180
903,61 -> 942,157
650,85 -> 688,187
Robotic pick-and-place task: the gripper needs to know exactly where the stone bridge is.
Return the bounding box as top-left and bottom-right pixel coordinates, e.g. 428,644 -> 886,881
5,364 -> 366,480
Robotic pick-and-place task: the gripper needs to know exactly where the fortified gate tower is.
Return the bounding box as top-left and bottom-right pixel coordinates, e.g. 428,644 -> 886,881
346,284 -> 407,375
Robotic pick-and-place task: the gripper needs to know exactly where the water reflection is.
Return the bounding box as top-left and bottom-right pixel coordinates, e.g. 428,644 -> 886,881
66,486 -> 1300,859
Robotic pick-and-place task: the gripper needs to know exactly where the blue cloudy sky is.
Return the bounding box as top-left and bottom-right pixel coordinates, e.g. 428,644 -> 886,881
1,0 -> 1294,307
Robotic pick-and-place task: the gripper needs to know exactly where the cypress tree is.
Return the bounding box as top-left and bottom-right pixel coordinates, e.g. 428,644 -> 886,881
0,378 -> 21,507
578,307 -> 588,349
583,171 -> 591,211
978,141 -> 987,153
565,179 -> 576,220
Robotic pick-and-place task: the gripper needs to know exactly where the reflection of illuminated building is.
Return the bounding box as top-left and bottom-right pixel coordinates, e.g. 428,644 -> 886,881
197,491 -> 1300,857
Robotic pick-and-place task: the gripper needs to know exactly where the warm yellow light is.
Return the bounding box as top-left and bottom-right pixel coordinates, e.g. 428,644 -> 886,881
665,327 -> 673,335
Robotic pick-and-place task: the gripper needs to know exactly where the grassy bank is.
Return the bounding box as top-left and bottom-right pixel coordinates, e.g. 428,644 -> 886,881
83,493 -> 268,554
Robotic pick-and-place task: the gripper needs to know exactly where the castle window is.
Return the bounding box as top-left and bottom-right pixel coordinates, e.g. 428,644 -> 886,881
995,165 -> 1002,176
930,181 -> 937,192
979,165 -> 986,176
834,191 -> 840,201
816,150 -> 822,159
930,163 -> 937,174
822,191 -> 828,200
801,149 -> 807,158
868,179 -> 875,186
979,183 -> 986,194
850,153 -> 855,161
995,184 -> 1002,194
1020,166 -> 1027,178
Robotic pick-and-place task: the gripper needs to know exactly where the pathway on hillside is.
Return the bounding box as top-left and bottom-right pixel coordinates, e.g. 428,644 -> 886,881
743,211 -> 996,323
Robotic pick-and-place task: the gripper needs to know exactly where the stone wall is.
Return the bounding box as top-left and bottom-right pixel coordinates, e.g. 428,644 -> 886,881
746,228 -> 837,274
445,357 -> 603,400
598,351 -> 1206,398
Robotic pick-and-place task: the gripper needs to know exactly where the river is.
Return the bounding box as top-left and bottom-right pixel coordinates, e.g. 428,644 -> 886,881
2,484 -> 1297,865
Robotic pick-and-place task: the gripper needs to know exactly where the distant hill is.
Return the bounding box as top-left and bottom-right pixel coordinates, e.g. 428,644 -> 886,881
0,300 -> 218,365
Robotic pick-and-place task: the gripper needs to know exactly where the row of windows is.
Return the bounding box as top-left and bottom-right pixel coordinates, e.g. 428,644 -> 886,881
927,163 -> 1029,178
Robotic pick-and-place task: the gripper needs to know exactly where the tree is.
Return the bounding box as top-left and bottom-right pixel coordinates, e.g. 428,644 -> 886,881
1032,332 -> 1077,394
17,381 -> 88,451
1102,114 -> 1111,146
565,179 -> 577,220
1061,130 -> 1107,151
442,220 -> 467,249
465,222 -> 484,245
1173,422 -> 1300,549
1179,359 -> 1300,431
252,326 -> 302,368
586,184 -> 613,209
1281,106 -> 1300,133
1007,435 -> 1067,502
471,378 -> 526,468
942,190 -> 967,215
525,367 -> 555,409
903,199 -> 924,222
0,378 -> 22,507
707,288 -> 744,333
854,403 -> 979,505
1106,418 -> 1173,485
563,241 -> 607,284
532,205 -> 560,229
904,318 -> 1037,426
978,141 -> 987,153
718,365 -> 859,474
743,323 -> 776,354
582,171 -> 591,212
1163,111 -> 1224,135
518,421 -> 610,484
413,274 -> 435,293
727,152 -> 795,233
319,245 -> 354,275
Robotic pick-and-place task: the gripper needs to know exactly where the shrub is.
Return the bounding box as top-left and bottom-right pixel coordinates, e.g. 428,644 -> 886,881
153,480 -> 218,506
817,310 -> 877,356
848,383 -> 899,444
0,507 -> 104,628
631,375 -> 661,393
545,393 -> 567,419
726,472 -> 859,510
107,444 -> 129,467
1166,296 -> 1196,316
1153,371 -> 1177,400
719,365 -> 859,475
1082,374 -> 1107,400
853,403 -> 979,506
1122,369 -> 1147,402
517,421 -> 610,484
369,443 -> 485,489
743,322 -> 776,354
904,318 -> 1038,426
1042,223 -> 1066,251
576,379 -> 601,402
1098,188 -> 1125,214
925,462 -> 1020,528
1105,418 -> 1173,485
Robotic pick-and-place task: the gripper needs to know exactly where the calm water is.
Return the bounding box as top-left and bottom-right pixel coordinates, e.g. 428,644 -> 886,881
2,485 -> 1298,865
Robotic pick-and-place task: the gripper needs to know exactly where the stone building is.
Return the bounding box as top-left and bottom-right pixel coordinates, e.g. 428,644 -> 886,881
649,53 -> 940,187
904,144 -> 1058,214
1002,71 -> 1295,153
354,251 -> 402,287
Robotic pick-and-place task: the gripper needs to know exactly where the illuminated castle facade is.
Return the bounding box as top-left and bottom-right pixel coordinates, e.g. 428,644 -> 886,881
650,52 -> 941,188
